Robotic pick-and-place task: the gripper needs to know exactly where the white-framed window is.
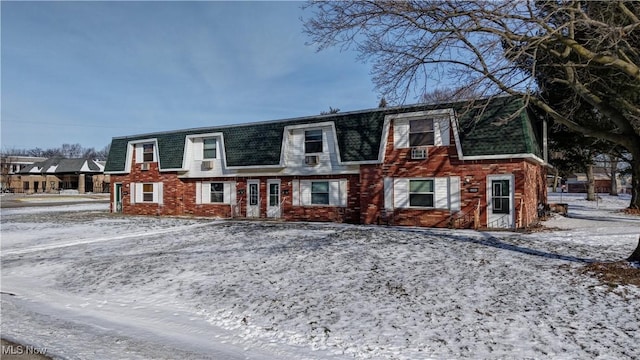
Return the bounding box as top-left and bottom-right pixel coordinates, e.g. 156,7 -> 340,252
311,181 -> 330,205
390,177 -> 457,210
294,179 -> 347,207
195,181 -> 236,205
143,143 -> 154,162
409,179 -> 434,207
210,182 -> 224,203
305,129 -> 323,153
203,138 -> 217,159
142,183 -> 154,202
409,119 -> 435,147
130,182 -> 163,204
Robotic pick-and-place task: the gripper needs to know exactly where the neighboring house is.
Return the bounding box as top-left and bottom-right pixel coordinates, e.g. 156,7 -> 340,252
565,167 -> 629,194
105,96 -> 547,229
1,156 -> 47,192
18,158 -> 109,194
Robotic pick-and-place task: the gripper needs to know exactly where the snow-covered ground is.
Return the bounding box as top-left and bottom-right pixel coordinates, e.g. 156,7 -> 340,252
1,193 -> 639,359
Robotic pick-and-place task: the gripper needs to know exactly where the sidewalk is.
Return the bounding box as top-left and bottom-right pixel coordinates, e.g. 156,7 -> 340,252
0,193 -> 109,209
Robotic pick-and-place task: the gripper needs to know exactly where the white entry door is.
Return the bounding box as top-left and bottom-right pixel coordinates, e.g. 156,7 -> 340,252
486,174 -> 514,228
246,180 -> 260,218
267,179 -> 281,218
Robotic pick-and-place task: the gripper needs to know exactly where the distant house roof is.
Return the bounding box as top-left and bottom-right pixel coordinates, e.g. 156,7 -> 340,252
105,96 -> 544,172
20,158 -> 105,175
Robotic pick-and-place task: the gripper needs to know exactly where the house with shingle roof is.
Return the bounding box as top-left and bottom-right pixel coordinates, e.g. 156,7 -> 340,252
105,96 -> 548,229
18,158 -> 109,194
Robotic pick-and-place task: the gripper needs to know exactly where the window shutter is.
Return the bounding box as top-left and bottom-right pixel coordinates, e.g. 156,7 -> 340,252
224,182 -> 235,205
193,139 -> 203,161
434,117 -> 450,146
300,181 -> 311,206
393,120 -> 409,148
435,177 -> 450,209
135,182 -> 143,203
156,182 -> 163,205
291,180 -> 300,206
449,176 -> 460,211
384,177 -> 394,210
135,144 -> 143,163
393,178 -> 409,208
195,182 -> 202,205
203,183 -> 211,203
329,181 -> 340,206
130,182 -> 136,204
339,179 -> 348,206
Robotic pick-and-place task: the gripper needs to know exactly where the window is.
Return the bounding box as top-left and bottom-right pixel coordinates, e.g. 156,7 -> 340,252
142,184 -> 154,202
409,119 -> 435,147
210,183 -> 224,203
23,182 -> 29,191
203,138 -> 217,159
305,129 -> 323,153
269,183 -> 280,207
492,180 -> 510,214
143,143 -> 154,162
409,180 -> 434,207
311,181 -> 330,205
249,183 -> 259,206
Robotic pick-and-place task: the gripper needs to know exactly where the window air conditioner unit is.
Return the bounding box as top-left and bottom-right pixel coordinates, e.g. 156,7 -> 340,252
141,163 -> 150,171
411,147 -> 428,160
202,160 -> 214,170
304,155 -> 319,166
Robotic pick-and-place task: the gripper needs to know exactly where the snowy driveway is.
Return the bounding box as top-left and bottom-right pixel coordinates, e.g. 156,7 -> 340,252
1,195 -> 639,359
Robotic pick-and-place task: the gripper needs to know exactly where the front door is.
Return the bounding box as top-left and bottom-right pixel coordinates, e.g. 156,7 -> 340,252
246,180 -> 260,218
267,179 -> 281,218
487,175 -> 514,228
114,183 -> 123,213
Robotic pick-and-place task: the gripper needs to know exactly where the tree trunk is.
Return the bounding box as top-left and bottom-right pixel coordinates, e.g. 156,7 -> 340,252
629,142 -> 640,209
553,168 -> 560,193
629,236 -> 640,262
609,157 -> 618,196
585,164 -> 596,201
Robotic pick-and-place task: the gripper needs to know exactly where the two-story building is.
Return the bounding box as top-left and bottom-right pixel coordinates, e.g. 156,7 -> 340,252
105,96 -> 547,229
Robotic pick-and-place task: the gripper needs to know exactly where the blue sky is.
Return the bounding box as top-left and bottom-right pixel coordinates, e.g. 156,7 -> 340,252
1,1 -> 382,151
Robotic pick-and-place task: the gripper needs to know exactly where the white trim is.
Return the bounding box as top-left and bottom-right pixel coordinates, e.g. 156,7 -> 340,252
279,121 -> 343,167
183,133 -> 227,171
451,113 -> 464,159
486,174 -> 515,229
460,153 -> 545,165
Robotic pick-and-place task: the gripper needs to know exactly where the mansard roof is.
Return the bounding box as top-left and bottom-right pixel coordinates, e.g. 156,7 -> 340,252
105,96 -> 543,173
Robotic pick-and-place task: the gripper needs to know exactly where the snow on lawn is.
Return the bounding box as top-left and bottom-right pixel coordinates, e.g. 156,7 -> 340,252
1,196 -> 639,359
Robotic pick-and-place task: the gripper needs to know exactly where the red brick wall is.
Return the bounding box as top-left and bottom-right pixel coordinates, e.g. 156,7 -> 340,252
358,121 -> 547,228
111,123 -> 546,228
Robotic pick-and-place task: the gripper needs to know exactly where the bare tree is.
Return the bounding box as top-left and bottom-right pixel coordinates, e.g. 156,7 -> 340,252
304,0 -> 640,209
422,86 -> 481,104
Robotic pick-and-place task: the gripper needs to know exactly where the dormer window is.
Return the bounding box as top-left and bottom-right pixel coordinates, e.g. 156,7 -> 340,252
409,119 -> 435,147
143,143 -> 154,162
305,129 -> 323,153
203,138 -> 217,159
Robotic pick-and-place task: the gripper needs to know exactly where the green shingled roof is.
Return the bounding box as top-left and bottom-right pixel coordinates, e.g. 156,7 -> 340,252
105,96 -> 543,173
